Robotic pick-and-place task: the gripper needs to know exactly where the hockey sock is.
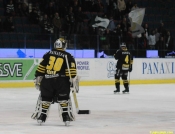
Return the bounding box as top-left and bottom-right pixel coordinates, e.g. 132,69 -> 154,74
123,80 -> 129,90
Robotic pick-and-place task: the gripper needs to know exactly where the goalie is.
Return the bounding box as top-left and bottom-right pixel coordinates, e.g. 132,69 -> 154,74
31,38 -> 78,126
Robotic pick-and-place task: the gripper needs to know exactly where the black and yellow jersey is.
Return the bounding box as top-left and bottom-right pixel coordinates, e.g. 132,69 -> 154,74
35,48 -> 77,78
114,48 -> 133,70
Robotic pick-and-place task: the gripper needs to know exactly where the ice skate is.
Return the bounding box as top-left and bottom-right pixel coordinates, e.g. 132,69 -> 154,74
114,88 -> 120,94
64,121 -> 70,126
62,113 -> 71,126
122,88 -> 129,94
58,100 -> 75,126
37,113 -> 47,125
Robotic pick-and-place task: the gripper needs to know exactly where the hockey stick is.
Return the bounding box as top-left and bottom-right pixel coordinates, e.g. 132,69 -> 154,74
65,55 -> 90,114
128,71 -> 130,89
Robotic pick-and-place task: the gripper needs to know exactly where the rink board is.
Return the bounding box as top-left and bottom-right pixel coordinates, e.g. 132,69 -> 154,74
0,58 -> 175,87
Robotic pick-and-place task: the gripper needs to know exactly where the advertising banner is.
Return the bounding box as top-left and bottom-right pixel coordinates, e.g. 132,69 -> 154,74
0,58 -> 175,87
0,59 -> 40,80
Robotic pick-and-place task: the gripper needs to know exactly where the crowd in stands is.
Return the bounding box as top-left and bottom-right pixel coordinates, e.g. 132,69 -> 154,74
0,0 -> 175,57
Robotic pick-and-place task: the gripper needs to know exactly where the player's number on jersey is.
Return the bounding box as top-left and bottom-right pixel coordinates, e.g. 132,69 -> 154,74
46,56 -> 63,71
125,55 -> 129,63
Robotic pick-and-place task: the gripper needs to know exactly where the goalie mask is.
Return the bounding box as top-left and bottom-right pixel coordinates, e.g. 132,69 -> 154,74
54,38 -> 67,50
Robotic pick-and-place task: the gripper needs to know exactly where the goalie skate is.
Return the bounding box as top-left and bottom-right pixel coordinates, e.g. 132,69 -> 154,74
58,100 -> 75,125
65,121 -> 70,126
36,101 -> 51,125
37,113 -> 47,125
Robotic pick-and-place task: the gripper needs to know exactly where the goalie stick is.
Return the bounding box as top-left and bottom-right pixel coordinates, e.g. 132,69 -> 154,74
65,55 -> 90,114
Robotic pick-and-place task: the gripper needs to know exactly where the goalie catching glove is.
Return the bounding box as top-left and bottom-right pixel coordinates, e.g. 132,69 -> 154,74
34,76 -> 43,90
70,75 -> 81,93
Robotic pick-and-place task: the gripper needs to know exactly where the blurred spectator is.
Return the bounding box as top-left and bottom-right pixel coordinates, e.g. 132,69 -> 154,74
5,0 -> 15,16
40,14 -> 51,33
126,27 -> 134,50
109,25 -> 121,53
3,16 -> 15,32
143,23 -> 150,40
108,0 -> 118,20
29,8 -> 40,24
120,17 -> 130,42
21,3 -> 29,17
114,24 -> 123,37
59,5 -> 68,19
107,16 -> 116,33
131,3 -> 139,11
66,7 -> 75,38
30,0 -> 40,6
126,0 -> 133,14
91,0 -> 104,12
165,31 -> 174,53
0,16 -> 3,32
15,2 -> 30,17
135,33 -> 142,50
39,0 -> 48,13
82,0 -> 92,12
117,0 -> 126,19
53,12 -> 62,40
72,0 -> 79,14
148,30 -> 156,50
157,36 -> 166,58
155,28 -> 160,48
89,26 -> 97,35
75,7 -> 84,34
138,33 -> 148,57
15,3 -> 23,17
158,22 -> 166,37
45,2 -> 55,19
140,33 -> 148,50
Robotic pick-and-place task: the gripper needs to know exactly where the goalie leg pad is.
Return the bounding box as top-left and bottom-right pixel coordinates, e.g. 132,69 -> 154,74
31,94 -> 42,120
58,99 -> 75,122
37,101 -> 51,123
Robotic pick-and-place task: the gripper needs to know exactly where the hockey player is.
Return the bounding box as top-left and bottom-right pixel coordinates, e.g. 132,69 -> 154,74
113,42 -> 133,94
33,38 -> 77,125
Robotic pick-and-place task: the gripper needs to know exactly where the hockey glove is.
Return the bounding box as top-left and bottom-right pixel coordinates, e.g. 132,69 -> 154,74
34,76 -> 43,90
129,65 -> 132,72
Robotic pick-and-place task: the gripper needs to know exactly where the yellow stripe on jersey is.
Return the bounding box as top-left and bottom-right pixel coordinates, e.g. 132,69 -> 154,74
70,71 -> 77,73
37,69 -> 45,73
65,74 -> 76,77
36,64 -> 46,73
38,66 -> 45,70
65,71 -> 77,74
65,69 -> 76,71
39,64 -> 46,68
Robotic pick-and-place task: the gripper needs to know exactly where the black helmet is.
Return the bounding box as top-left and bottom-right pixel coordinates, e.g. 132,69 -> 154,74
120,42 -> 126,47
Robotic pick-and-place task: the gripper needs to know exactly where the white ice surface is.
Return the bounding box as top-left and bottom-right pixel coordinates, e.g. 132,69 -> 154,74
0,84 -> 175,134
